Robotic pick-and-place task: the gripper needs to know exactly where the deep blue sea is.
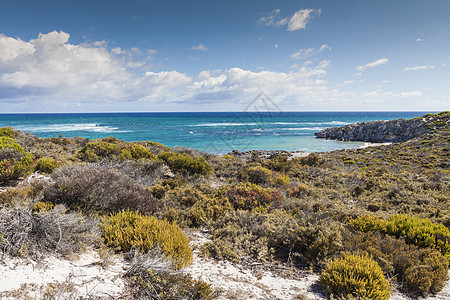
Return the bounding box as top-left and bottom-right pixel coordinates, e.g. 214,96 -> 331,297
0,112 -> 431,154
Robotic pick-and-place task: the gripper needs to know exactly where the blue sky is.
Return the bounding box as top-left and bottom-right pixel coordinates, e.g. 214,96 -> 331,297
0,0 -> 449,112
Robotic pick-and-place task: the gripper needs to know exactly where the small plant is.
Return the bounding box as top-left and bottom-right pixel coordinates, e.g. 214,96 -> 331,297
320,252 -> 390,300
35,157 -> 58,173
102,210 -> 193,269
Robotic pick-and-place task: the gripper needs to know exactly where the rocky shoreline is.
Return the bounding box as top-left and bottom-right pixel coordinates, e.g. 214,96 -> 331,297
314,117 -> 430,143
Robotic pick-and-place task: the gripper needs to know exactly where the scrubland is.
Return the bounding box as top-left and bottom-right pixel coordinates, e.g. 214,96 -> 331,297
0,111 -> 449,299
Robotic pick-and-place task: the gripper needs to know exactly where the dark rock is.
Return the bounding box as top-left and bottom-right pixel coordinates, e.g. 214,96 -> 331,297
314,117 -> 429,143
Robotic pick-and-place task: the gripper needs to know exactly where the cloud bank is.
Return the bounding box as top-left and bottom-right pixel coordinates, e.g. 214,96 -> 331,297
0,31 -> 429,112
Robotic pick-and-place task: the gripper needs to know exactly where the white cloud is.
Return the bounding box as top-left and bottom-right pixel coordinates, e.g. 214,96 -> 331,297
291,44 -> 331,60
288,9 -> 321,31
259,8 -> 320,31
191,44 -> 208,51
402,65 -> 436,71
356,58 -> 388,71
396,91 -> 422,97
416,38 -> 423,42
0,31 -> 436,112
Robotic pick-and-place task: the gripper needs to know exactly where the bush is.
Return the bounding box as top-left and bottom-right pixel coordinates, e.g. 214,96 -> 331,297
349,214 -> 450,262
102,210 -> 193,269
77,141 -> 121,162
44,164 -> 157,214
118,143 -> 156,161
158,152 -> 212,175
35,157 -> 58,173
320,252 -> 390,300
247,165 -> 290,186
224,182 -> 282,211
0,204 -> 99,259
0,138 -> 35,183
202,210 -> 344,267
342,231 -> 448,294
125,249 -> 213,300
0,127 -> 18,138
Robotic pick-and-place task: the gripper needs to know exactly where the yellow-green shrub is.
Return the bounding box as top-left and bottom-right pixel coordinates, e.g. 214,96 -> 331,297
35,157 -> 58,173
0,138 -> 34,183
320,252 -> 390,300
158,152 -> 212,175
102,210 -> 193,269
117,144 -> 156,161
77,141 -> 121,162
224,182 -> 282,211
350,214 -> 450,262
0,127 -> 18,138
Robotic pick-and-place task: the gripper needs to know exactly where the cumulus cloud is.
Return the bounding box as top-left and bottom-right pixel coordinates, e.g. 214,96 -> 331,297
291,44 -> 331,60
259,8 -> 320,31
191,44 -> 208,51
402,65 -> 436,71
356,58 -> 388,71
0,31 -> 431,112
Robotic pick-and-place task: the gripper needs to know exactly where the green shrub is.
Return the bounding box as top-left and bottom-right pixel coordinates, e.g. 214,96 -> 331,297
0,127 -> 18,138
350,214 -> 450,262
0,151 -> 34,184
35,157 -> 58,173
320,252 -> 390,300
247,166 -> 290,186
224,182 -> 282,211
158,152 -> 212,175
118,143 -> 156,161
0,137 -> 24,152
77,141 -> 121,162
102,210 -> 193,269
342,231 -> 448,294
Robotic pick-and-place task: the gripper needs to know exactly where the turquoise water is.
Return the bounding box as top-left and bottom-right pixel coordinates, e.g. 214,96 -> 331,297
0,112 -> 430,154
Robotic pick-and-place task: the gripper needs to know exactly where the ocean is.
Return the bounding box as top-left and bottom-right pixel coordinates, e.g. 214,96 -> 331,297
0,112 -> 430,154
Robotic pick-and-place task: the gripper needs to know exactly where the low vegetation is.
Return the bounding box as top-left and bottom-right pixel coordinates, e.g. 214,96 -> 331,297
0,111 -> 449,299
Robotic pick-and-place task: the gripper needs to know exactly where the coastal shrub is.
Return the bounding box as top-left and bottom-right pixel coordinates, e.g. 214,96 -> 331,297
203,210 -> 344,267
35,156 -> 58,173
102,210 -> 192,269
0,127 -> 18,138
0,140 -> 34,184
247,166 -> 290,186
125,249 -> 212,300
224,182 -> 282,211
139,140 -> 171,154
342,231 -> 448,294
117,143 -> 156,161
319,252 -> 390,300
0,204 -> 99,259
158,151 -> 212,175
77,141 -> 121,162
44,164 -> 157,214
349,214 -> 450,261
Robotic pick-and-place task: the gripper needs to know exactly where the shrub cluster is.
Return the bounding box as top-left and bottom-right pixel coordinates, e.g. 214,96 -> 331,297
320,252 -> 390,300
0,204 -> 99,259
77,139 -> 156,162
247,165 -> 289,186
102,210 -> 193,269
224,182 -> 282,211
44,164 -> 157,214
158,151 -> 212,175
349,214 -> 450,261
0,136 -> 35,184
343,231 -> 448,294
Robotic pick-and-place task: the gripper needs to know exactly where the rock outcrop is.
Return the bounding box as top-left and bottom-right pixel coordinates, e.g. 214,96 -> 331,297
314,117 -> 430,143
